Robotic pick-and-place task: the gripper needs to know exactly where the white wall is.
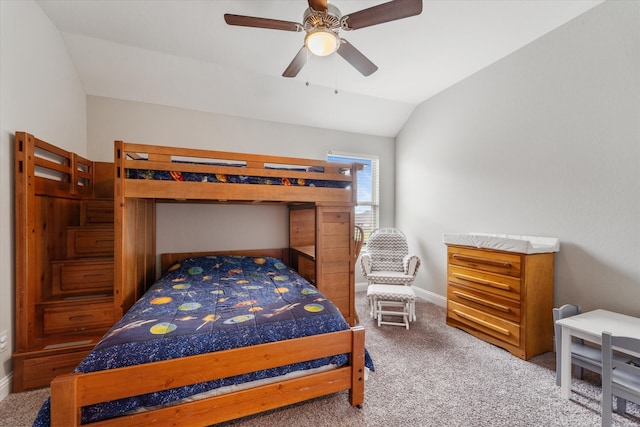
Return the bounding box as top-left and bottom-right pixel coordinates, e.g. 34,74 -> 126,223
86,96 -> 395,275
396,1 -> 640,315
0,0 -> 86,399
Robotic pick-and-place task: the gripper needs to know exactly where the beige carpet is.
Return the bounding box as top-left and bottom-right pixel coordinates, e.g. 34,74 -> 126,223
1,292 -> 639,426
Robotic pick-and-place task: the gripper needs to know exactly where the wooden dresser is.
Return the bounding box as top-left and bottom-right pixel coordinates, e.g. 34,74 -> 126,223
445,245 -> 555,360
13,133 -> 116,392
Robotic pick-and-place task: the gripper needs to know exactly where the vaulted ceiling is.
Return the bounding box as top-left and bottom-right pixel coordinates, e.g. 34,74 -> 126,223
37,0 -> 603,137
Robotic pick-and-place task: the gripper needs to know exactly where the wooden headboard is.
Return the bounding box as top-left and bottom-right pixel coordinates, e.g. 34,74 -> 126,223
160,248 -> 290,272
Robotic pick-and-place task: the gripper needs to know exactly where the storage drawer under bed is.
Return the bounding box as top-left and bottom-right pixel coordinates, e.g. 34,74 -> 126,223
51,258 -> 114,295
66,227 -> 114,258
43,302 -> 114,334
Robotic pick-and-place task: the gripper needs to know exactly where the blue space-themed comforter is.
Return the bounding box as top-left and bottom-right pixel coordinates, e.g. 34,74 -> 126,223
126,161 -> 351,188
33,255 -> 372,426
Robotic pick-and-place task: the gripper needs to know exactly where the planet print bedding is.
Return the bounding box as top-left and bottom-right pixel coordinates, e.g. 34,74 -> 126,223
33,255 -> 372,425
125,160 -> 351,188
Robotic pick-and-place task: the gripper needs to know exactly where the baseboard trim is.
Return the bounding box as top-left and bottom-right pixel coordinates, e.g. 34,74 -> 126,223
0,372 -> 13,402
414,288 -> 447,307
355,282 -> 368,293
355,282 -> 446,308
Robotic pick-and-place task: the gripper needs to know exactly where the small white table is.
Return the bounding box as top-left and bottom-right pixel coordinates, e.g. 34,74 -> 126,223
555,309 -> 640,399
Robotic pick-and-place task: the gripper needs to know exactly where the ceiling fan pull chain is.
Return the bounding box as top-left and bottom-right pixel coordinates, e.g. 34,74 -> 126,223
334,53 -> 339,94
305,48 -> 311,87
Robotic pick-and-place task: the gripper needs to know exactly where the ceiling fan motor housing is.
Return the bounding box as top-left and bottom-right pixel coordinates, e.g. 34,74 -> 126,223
303,4 -> 341,32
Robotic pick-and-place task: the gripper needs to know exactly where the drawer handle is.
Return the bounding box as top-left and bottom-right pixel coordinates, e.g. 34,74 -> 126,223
452,309 -> 510,336
452,291 -> 511,313
452,273 -> 511,291
452,253 -> 513,269
69,314 -> 93,321
95,240 -> 113,244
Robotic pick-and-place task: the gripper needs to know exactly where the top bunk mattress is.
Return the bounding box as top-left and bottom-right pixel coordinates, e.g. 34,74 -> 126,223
125,160 -> 351,188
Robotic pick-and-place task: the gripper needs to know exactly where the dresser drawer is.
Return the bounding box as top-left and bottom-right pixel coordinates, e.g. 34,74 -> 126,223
448,301 -> 520,347
67,227 -> 114,258
448,246 -> 521,278
447,283 -> 520,323
52,259 -> 114,294
43,303 -> 114,334
448,265 -> 521,299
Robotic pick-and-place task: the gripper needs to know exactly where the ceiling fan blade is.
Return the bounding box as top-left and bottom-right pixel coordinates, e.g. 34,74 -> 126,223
308,0 -> 328,12
283,47 -> 308,78
224,14 -> 302,32
337,39 -> 378,77
342,0 -> 423,30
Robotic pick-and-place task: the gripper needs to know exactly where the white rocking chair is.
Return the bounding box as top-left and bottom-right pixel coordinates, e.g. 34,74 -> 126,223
361,228 -> 420,329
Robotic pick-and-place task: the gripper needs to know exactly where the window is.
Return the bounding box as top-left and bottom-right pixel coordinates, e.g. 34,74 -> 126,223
327,151 -> 379,239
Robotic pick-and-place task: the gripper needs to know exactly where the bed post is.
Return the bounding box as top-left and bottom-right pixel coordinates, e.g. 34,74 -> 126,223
13,132 -> 35,354
349,325 -> 366,407
114,141 -> 157,317
114,141 -> 125,319
50,374 -> 81,427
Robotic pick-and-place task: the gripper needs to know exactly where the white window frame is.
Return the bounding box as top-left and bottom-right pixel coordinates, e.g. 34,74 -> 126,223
327,150 -> 379,240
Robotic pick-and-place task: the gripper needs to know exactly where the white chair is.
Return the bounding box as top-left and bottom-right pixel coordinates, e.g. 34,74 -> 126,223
361,228 -> 420,328
354,225 -> 364,263
353,225 -> 364,324
367,284 -> 416,329
601,331 -> 640,426
553,304 -> 606,386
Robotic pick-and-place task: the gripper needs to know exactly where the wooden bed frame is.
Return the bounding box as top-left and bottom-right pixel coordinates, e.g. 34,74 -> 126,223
113,141 -> 359,323
50,250 -> 365,427
44,140 -> 364,425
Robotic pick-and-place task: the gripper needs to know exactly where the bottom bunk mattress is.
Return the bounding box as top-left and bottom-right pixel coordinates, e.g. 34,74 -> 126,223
34,255 -> 373,425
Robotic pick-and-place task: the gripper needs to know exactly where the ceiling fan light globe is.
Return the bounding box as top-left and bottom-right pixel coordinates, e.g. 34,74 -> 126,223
305,29 -> 339,56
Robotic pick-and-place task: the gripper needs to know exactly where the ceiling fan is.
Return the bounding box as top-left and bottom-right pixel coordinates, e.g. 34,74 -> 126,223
224,0 -> 423,78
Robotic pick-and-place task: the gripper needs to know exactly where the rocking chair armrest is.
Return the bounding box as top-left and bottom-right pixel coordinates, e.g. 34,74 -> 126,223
403,255 -> 421,277
361,253 -> 373,275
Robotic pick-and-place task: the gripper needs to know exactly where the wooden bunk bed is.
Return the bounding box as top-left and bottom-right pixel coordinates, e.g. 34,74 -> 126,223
16,137 -> 366,425
112,141 -> 359,324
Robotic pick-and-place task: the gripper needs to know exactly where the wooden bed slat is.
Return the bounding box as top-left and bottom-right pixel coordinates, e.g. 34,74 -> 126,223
34,156 -> 72,176
119,142 -> 348,169
51,326 -> 365,426
31,135 -> 74,159
61,330 -> 354,406
122,180 -> 353,203
78,368 -> 352,427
